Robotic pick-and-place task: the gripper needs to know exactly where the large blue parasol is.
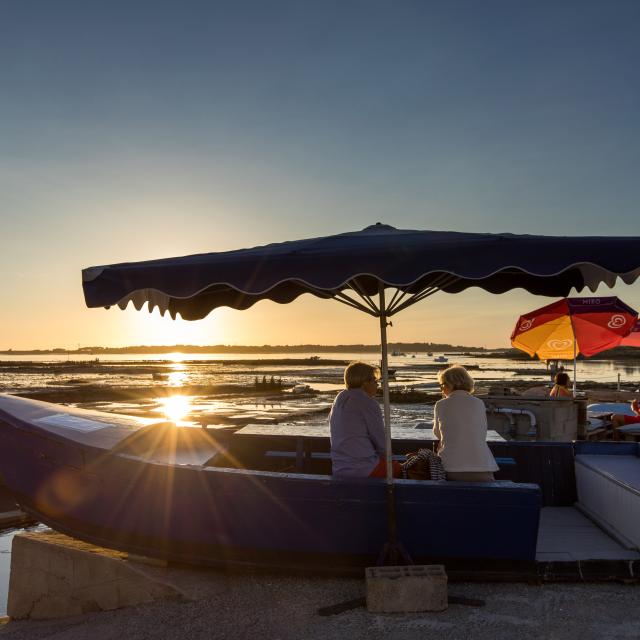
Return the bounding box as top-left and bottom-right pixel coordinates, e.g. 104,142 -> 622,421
82,223 -> 640,561
83,223 -> 640,319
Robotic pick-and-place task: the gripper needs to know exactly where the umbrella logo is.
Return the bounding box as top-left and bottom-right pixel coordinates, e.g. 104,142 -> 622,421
520,319 -> 534,331
607,315 -> 627,329
548,339 -> 573,351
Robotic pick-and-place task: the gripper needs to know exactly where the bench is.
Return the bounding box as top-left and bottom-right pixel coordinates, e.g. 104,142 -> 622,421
265,450 -> 517,474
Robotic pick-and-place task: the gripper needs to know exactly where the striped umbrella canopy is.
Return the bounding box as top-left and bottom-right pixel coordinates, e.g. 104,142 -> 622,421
621,320 -> 640,347
511,297 -> 637,361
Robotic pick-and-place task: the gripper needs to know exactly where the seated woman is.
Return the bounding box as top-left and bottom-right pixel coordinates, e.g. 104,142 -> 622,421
549,372 -> 572,398
329,361 -> 401,479
433,365 -> 498,482
611,399 -> 640,439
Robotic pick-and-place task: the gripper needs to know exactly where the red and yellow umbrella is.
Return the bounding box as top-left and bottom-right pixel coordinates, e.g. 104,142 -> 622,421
511,297 -> 637,392
621,320 -> 640,347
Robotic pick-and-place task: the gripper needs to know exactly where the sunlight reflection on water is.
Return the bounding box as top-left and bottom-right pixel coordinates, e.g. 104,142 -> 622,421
157,395 -> 193,422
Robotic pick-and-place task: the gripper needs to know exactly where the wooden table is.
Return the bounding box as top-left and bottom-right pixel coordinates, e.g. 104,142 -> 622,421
233,424 -> 504,471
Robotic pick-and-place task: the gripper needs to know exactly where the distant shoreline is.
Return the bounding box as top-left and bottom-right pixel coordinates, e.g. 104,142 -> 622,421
1,342 -> 491,356
1,344 -> 638,360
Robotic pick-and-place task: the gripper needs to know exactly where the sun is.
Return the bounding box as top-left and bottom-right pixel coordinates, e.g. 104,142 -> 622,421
123,307 -> 222,347
158,395 -> 193,423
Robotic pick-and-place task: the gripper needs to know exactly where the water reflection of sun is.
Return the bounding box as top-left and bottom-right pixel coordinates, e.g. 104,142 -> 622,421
168,371 -> 187,386
159,395 -> 193,422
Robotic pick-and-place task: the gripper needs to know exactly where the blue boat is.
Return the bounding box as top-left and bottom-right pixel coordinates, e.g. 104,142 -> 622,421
2,393 -> 639,581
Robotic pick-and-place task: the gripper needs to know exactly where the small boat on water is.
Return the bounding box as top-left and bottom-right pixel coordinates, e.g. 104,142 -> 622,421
434,355 -> 448,363
291,384 -> 313,394
1,393 -> 639,581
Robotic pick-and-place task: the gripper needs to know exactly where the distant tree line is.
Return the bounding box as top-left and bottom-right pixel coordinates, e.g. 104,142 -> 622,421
2,344 -> 638,359
2,342 -> 493,355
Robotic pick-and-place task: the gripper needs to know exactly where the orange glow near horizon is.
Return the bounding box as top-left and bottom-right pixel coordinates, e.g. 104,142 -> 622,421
6,283 -> 640,352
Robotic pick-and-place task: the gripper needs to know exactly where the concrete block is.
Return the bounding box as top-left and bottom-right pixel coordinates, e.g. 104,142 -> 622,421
7,531 -> 184,620
366,564 -> 448,613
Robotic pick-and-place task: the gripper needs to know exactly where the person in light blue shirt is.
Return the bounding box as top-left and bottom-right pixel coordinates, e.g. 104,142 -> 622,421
329,362 -> 400,478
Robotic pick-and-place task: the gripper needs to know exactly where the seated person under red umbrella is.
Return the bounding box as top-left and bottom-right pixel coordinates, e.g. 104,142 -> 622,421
549,372 -> 572,398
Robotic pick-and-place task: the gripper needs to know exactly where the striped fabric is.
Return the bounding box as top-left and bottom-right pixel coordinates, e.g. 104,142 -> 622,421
401,448 -> 447,481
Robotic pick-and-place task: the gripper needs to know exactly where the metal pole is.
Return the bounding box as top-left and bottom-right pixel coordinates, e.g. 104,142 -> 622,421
378,284 -> 397,553
573,334 -> 577,397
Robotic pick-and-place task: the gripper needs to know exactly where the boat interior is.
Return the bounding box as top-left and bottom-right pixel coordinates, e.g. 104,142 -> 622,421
107,420 -> 640,574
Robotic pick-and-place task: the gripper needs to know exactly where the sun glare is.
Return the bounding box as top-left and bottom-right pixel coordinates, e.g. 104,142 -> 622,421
159,395 -> 193,423
168,371 -> 187,386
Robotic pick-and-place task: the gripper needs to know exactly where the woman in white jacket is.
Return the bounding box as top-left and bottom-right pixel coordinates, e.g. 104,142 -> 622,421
433,365 -> 498,482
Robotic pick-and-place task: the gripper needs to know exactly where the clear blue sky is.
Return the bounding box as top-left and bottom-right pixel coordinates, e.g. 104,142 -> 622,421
1,1 -> 639,349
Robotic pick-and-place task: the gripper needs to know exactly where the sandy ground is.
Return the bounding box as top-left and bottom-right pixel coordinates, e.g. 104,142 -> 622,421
1,567 -> 639,640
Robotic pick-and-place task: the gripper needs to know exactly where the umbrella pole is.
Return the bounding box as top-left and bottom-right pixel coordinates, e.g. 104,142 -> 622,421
378,287 -> 393,492
573,332 -> 577,397
378,283 -> 397,553
377,285 -> 411,566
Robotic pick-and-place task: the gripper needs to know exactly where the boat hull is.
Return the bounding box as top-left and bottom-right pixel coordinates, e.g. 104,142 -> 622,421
0,395 -> 541,572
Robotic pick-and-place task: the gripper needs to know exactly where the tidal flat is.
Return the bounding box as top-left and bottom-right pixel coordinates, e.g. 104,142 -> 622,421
1,352 -> 639,428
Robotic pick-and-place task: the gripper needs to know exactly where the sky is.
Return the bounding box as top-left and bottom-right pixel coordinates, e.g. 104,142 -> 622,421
1,0 -> 639,350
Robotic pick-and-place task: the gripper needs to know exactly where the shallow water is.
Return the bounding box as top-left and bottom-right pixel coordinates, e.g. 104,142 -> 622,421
2,352 -> 638,394
1,351 -> 639,426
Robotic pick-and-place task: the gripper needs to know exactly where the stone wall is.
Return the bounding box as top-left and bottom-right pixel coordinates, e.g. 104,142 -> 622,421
483,396 -> 582,441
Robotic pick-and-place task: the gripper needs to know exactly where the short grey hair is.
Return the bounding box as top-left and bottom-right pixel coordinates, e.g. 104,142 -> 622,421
344,362 -> 380,389
438,365 -> 475,393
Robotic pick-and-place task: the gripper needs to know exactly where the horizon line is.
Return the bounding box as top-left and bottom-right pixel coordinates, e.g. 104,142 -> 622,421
2,341 -> 510,354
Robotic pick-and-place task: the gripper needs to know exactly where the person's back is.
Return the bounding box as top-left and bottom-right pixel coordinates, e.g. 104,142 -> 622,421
329,388 -> 384,477
549,384 -> 572,398
433,365 -> 498,481
549,372 -> 572,398
434,391 -> 496,473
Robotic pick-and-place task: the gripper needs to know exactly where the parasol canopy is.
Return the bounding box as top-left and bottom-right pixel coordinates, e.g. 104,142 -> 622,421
621,320 -> 640,347
83,224 -> 640,320
510,297 -> 638,361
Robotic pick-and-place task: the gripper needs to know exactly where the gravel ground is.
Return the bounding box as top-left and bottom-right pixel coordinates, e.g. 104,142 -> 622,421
1,568 -> 640,640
